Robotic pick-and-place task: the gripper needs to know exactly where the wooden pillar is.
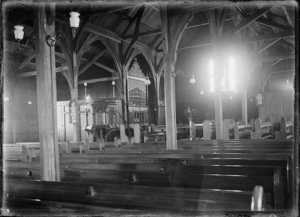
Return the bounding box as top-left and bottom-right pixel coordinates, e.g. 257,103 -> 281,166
214,56 -> 223,140
163,53 -> 177,149
71,89 -> 81,142
241,88 -> 248,124
159,5 -> 193,149
35,3 -> 60,181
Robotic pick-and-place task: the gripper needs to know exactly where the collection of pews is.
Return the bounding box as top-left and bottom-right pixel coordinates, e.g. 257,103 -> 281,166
2,138 -> 294,215
147,116 -> 294,141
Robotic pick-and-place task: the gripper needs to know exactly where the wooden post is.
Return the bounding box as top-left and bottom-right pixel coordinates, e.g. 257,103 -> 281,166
159,5 -> 193,150
241,88 -> 248,124
222,119 -> 230,140
163,53 -> 177,150
214,56 -> 223,140
35,3 -> 60,181
203,120 -> 212,140
134,122 -> 141,143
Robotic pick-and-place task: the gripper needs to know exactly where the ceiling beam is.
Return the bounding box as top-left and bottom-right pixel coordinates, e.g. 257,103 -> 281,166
235,30 -> 294,44
78,76 -> 119,84
93,62 -> 118,74
255,17 -> 291,31
281,6 -> 294,28
261,54 -> 294,62
18,65 -> 68,77
233,7 -> 271,34
175,31 -> 294,52
17,51 -> 35,70
56,16 -> 159,57
79,50 -> 106,75
257,38 -> 281,53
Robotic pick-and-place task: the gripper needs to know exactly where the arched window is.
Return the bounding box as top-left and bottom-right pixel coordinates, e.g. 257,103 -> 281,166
208,57 -> 236,92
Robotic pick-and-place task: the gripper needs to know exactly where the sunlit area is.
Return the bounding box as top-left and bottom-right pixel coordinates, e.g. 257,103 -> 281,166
2,1 -> 297,216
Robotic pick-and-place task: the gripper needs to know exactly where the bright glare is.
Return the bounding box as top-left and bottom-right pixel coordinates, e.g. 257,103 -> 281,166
228,56 -> 236,91
86,95 -> 91,101
4,96 -> 9,102
27,100 -> 32,105
208,57 -> 236,92
189,75 -> 196,84
209,59 -> 214,92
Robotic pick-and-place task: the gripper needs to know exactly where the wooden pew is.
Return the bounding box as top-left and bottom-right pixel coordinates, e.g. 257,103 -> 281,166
4,158 -> 286,211
4,177 -> 281,215
234,122 -> 253,139
275,117 -> 294,139
5,147 -> 293,211
251,118 -> 273,139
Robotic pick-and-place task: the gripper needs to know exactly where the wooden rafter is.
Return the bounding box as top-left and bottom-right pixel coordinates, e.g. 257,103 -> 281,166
93,62 -> 118,74
18,65 -> 68,77
255,17 -> 290,31
281,6 -> 293,28
233,7 -> 271,34
79,50 -> 106,75
56,15 -> 159,57
17,51 -> 35,70
257,39 -> 281,53
78,76 -> 119,85
123,5 -> 145,62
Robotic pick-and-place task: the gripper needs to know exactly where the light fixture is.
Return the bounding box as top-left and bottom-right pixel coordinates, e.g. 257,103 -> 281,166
27,100 -> 32,105
112,80 -> 115,98
86,95 -> 91,102
145,77 -> 151,86
200,90 -> 204,95
4,96 -> 10,102
189,74 -> 196,84
84,82 -> 87,87
14,25 -> 24,41
69,11 -> 80,38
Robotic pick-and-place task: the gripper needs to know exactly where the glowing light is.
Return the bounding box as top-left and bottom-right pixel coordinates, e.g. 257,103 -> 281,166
4,96 -> 9,102
86,95 -> 91,101
145,77 -> 151,85
200,90 -> 204,95
14,25 -> 24,41
209,59 -> 214,92
189,75 -> 196,84
112,80 -> 115,86
69,12 -> 80,28
229,96 -> 233,100
27,100 -> 32,105
228,56 -> 236,91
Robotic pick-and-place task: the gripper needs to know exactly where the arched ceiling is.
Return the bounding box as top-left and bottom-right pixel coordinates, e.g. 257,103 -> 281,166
2,1 -> 296,91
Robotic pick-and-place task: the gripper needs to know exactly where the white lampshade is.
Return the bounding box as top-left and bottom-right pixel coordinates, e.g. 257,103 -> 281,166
14,25 -> 24,40
84,82 -> 87,87
69,12 -> 80,28
145,77 -> 151,85
189,75 -> 196,84
112,80 -> 116,86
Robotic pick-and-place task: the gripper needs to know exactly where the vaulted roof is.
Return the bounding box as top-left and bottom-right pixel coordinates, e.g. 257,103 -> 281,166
2,1 -> 296,92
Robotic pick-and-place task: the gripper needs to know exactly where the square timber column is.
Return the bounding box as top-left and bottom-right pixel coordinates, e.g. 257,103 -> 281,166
35,4 -> 60,181
241,88 -> 248,124
163,53 -> 177,150
214,55 -> 224,140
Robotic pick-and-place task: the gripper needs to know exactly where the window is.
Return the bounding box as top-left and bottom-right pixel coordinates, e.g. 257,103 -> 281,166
208,57 -> 236,92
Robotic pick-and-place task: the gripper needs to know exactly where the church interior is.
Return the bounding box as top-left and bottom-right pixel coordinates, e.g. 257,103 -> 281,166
1,1 -> 299,216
